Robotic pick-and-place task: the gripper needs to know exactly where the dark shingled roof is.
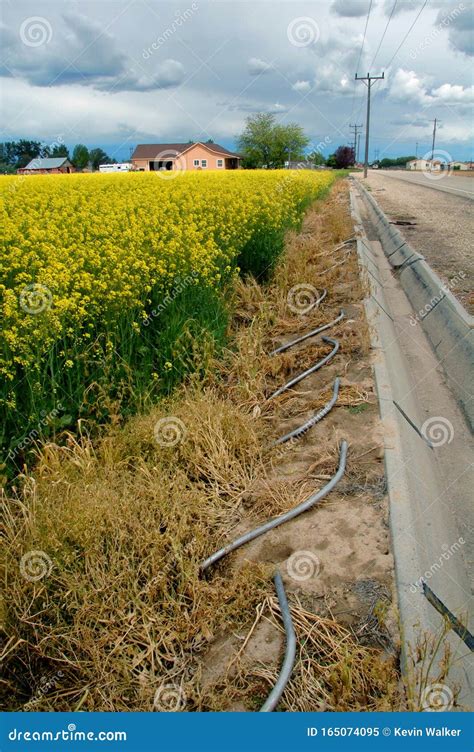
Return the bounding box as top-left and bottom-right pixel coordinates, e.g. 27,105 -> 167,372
131,142 -> 240,160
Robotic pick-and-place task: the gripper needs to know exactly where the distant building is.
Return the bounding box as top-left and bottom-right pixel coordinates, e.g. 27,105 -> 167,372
406,159 -> 443,171
448,161 -> 471,171
98,163 -> 132,173
131,142 -> 241,172
17,157 -> 74,174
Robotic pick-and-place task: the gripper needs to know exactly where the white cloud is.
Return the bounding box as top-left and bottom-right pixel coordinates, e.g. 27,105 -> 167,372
431,83 -> 474,104
247,57 -> 273,75
389,69 -> 432,104
292,80 -> 311,92
331,0 -> 373,17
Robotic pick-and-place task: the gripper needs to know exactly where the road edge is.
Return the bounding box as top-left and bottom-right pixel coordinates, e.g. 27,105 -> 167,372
353,177 -> 473,433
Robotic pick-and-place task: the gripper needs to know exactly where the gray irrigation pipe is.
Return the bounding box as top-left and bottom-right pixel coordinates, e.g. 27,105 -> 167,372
260,571 -> 296,712
270,310 -> 344,355
273,377 -> 340,446
200,440 -> 348,573
267,337 -> 340,401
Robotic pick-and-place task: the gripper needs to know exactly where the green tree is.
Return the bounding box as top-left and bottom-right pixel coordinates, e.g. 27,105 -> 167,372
89,148 -> 114,170
43,143 -> 70,159
307,149 -> 325,166
273,123 -> 309,167
72,144 -> 90,169
237,113 -> 309,169
237,113 -> 276,168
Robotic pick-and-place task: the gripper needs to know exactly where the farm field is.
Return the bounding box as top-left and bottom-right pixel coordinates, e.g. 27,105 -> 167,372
0,170 -> 334,475
3,179 -> 409,712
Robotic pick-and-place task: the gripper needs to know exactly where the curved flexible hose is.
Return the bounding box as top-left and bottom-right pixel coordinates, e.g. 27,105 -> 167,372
268,337 -> 339,401
200,440 -> 348,572
270,310 -> 344,356
273,377 -> 340,446
260,571 -> 296,712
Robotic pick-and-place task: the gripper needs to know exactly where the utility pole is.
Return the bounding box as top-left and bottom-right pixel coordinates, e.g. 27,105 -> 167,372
431,118 -> 439,164
355,71 -> 385,178
357,133 -> 361,163
349,123 -> 363,165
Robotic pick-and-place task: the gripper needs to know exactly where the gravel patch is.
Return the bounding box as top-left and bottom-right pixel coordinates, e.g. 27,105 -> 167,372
357,172 -> 473,313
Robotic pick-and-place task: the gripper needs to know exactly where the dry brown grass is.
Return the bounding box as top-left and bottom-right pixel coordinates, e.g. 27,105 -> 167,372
200,595 -> 400,711
1,180 -> 401,712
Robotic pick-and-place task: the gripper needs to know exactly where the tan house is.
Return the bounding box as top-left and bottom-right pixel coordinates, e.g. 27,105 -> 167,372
131,142 -> 241,172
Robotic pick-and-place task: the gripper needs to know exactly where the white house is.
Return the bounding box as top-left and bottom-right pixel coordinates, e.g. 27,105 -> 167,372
448,161 -> 469,171
406,159 -> 442,171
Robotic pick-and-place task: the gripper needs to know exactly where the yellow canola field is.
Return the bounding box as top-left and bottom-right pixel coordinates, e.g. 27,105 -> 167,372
1,169 -> 334,386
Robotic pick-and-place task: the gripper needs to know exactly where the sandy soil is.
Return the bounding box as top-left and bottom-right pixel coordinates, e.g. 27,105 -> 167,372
357,172 -> 474,313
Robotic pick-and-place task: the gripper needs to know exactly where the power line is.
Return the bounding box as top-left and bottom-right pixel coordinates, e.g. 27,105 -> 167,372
349,123 -> 363,161
347,0 -> 375,126
369,0 -> 398,69
355,71 -> 385,178
384,0 -> 428,69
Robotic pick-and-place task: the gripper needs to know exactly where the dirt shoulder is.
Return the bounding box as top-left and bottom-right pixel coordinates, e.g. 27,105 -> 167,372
356,172 -> 473,313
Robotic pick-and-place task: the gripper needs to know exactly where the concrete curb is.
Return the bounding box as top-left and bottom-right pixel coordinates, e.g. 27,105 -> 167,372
349,184 -> 473,709
354,178 -> 474,432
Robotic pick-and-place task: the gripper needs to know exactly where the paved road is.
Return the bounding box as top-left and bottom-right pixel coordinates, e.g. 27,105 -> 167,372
354,171 -> 473,313
374,169 -> 474,199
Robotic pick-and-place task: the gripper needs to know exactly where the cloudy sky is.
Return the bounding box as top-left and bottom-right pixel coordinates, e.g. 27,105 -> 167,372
1,0 -> 473,161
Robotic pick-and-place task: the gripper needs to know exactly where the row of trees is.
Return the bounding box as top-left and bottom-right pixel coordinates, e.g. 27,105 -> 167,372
0,140 -> 116,173
237,114 -> 355,169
